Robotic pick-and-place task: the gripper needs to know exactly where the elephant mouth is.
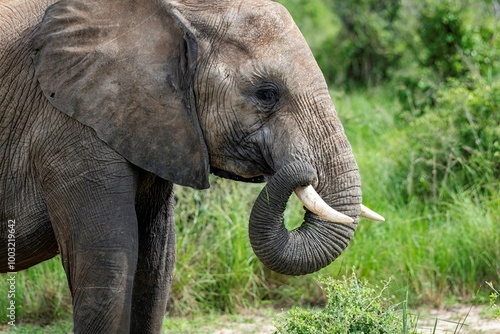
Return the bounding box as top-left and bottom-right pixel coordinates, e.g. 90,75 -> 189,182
210,166 -> 266,183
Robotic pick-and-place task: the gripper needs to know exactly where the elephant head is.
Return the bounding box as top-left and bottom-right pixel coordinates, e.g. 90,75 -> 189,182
33,0 -> 383,276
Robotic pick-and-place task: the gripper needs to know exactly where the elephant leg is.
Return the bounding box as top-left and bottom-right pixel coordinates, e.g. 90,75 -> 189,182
41,153 -> 140,333
130,174 -> 176,333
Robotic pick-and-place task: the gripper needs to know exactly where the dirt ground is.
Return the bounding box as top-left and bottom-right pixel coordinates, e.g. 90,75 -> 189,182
415,305 -> 500,334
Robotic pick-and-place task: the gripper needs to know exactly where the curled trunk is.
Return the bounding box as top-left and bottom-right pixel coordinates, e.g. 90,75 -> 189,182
249,161 -> 360,275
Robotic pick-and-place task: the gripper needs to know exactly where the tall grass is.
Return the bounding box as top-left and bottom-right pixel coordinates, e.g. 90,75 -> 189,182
0,257 -> 71,323
170,180 -> 264,315
170,178 -> 325,315
1,88 -> 497,324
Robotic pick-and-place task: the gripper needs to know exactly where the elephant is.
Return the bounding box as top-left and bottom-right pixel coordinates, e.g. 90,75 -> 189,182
0,0 -> 384,332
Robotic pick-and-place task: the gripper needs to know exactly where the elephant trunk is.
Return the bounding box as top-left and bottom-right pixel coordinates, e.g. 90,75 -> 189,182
249,154 -> 361,275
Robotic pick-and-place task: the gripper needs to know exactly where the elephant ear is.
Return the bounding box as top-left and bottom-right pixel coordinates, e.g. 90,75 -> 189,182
33,0 -> 209,189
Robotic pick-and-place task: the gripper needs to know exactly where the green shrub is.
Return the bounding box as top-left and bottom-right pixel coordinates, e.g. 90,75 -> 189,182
486,282 -> 500,319
274,274 -> 414,334
319,0 -> 403,87
393,0 -> 500,116
418,0 -> 473,80
392,76 -> 499,200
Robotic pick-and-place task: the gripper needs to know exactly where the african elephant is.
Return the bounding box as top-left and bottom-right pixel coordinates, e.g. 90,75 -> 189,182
0,0 -> 384,332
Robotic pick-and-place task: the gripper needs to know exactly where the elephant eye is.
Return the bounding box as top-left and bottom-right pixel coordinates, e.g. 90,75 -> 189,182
254,83 -> 280,110
256,88 -> 277,102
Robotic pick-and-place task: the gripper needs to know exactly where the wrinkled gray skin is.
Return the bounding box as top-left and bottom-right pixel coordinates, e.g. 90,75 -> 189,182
0,0 -> 361,332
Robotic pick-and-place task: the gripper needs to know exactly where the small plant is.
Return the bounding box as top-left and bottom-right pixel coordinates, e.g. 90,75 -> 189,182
486,282 -> 500,319
274,273 -> 415,334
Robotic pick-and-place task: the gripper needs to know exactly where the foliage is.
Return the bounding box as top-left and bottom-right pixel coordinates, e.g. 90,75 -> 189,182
287,0 -> 500,93
391,76 -> 499,200
274,274 -> 414,334
318,0 -> 403,87
418,0 -> 474,79
278,0 -> 339,50
393,0 -> 500,115
380,0 -> 500,202
335,89 -> 500,306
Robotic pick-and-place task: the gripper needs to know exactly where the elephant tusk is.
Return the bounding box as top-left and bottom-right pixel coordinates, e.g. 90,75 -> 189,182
294,185 -> 354,224
360,204 -> 385,222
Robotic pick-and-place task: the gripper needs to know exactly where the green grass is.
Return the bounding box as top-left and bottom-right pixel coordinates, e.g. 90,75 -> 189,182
170,180 -> 265,315
0,319 -> 73,334
327,189 -> 500,305
1,87 -> 498,329
0,258 -> 71,325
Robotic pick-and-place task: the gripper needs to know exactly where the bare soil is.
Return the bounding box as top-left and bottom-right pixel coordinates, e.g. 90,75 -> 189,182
415,305 -> 500,334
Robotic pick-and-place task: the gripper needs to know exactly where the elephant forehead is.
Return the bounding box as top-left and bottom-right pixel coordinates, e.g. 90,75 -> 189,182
228,3 -> 300,51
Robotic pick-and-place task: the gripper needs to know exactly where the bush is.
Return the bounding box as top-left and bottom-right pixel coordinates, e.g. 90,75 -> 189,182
318,0 -> 403,87
274,274 -> 413,334
418,0 -> 473,79
393,0 -> 500,116
392,76 -> 499,200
